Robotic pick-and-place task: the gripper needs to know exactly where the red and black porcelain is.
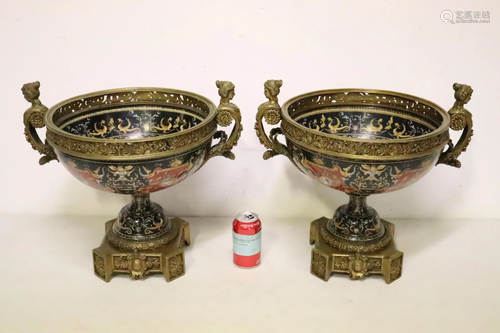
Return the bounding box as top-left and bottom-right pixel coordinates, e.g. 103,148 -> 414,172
255,80 -> 474,283
22,81 -> 242,281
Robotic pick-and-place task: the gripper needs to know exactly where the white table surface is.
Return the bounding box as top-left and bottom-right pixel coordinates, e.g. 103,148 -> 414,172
1,215 -> 499,333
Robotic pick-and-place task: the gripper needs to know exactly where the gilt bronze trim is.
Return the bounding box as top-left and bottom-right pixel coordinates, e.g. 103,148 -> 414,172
255,80 -> 474,283
23,80 -> 243,282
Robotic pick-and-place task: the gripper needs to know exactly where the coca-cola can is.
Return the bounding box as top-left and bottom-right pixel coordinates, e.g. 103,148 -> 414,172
233,212 -> 262,268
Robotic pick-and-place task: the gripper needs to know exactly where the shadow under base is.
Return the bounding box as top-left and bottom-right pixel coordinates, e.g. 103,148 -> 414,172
310,217 -> 403,284
93,217 -> 190,282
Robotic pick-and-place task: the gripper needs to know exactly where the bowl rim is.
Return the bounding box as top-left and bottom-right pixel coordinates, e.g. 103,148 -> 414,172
44,86 -> 218,143
281,88 -> 450,143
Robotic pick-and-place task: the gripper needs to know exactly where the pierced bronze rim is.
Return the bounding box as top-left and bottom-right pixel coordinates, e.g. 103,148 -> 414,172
44,86 -> 217,143
281,88 -> 450,144
42,87 -> 220,160
320,223 -> 392,253
47,128 -> 216,161
284,122 -> 449,160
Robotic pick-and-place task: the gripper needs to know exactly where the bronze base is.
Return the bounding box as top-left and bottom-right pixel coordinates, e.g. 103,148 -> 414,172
310,217 -> 403,284
93,217 -> 190,282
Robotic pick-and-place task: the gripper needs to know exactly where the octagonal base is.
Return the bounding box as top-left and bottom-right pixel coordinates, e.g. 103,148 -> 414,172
93,217 -> 190,282
310,217 -> 403,284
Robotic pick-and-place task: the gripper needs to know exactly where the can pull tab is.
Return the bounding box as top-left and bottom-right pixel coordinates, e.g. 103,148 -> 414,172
245,214 -> 255,220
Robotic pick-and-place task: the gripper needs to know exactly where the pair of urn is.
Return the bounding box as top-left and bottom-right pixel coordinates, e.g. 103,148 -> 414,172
22,80 -> 474,283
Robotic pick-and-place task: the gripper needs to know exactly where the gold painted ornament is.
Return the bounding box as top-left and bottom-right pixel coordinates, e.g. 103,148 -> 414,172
23,81 -> 243,282
255,80 -> 473,283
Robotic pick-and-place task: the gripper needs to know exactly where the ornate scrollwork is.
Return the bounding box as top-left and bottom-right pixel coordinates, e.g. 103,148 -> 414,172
332,255 -> 382,276
320,223 -> 392,253
333,256 -> 349,271
207,81 -> 243,160
52,89 -> 211,123
311,252 -> 327,278
46,122 -> 216,159
255,79 -> 293,160
366,258 -> 382,272
264,108 -> 281,125
348,253 -> 369,279
107,221 -> 178,251
168,253 -> 184,279
93,254 -> 106,279
113,256 -> 129,270
22,81 -> 58,165
437,83 -> 474,168
215,81 -> 236,128
282,120 -> 449,159
127,252 -> 148,279
113,195 -> 170,239
390,256 -> 403,281
23,85 -> 229,161
123,253 -> 162,279
329,199 -> 384,242
216,109 -> 233,127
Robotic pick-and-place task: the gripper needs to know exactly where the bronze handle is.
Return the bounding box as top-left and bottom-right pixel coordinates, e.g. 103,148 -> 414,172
254,79 -> 291,160
22,81 -> 58,165
207,81 -> 243,160
437,83 -> 474,168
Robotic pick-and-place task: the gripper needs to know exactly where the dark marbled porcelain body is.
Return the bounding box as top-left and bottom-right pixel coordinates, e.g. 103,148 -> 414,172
34,87 -> 231,195
277,93 -> 450,196
53,104 -> 214,194
289,141 -> 440,195
57,141 -> 210,195
22,82 -> 243,279
255,82 -> 474,269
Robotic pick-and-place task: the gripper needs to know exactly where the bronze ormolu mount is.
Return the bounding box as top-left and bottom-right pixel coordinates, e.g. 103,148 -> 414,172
23,81 -> 242,282
255,80 -> 473,283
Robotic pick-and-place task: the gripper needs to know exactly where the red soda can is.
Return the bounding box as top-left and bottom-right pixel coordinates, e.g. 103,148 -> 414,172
233,212 -> 262,268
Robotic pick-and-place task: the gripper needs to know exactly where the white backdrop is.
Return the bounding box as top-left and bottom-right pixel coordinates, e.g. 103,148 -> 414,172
1,0 -> 498,219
